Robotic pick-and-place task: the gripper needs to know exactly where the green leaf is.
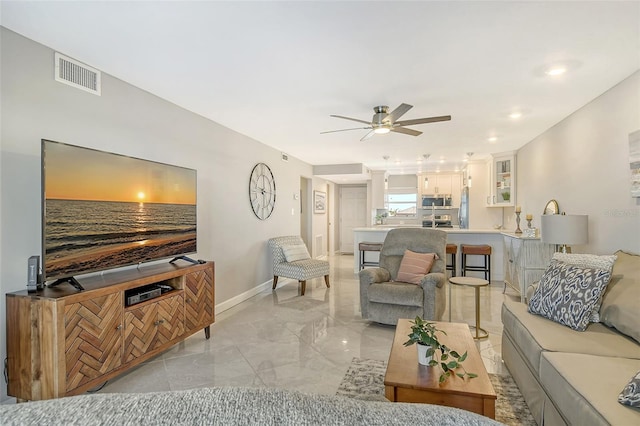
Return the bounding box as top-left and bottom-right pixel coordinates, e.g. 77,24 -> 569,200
456,372 -> 465,378
428,360 -> 438,367
439,374 -> 446,383
467,373 -> 478,378
450,350 -> 460,359
459,351 -> 468,362
441,362 -> 449,372
447,361 -> 458,369
441,353 -> 448,361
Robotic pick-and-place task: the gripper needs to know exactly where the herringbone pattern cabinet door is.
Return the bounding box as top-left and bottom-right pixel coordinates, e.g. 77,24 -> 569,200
123,303 -> 158,363
184,268 -> 214,332
156,294 -> 185,346
65,293 -> 123,392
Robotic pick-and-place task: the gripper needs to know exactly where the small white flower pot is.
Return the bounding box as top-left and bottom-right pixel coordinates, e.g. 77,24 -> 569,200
417,343 -> 433,365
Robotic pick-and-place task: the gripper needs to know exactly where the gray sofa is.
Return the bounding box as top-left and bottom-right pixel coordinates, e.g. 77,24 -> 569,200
502,250 -> 640,425
0,386 -> 502,425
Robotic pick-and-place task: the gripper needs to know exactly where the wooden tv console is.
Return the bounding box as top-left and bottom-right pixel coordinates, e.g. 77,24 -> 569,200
6,261 -> 214,401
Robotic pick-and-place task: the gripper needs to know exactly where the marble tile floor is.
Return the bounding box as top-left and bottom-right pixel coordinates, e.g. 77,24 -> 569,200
99,254 -> 521,396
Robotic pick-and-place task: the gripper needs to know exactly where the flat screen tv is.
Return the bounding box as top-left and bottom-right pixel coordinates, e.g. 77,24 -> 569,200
42,140 -> 197,287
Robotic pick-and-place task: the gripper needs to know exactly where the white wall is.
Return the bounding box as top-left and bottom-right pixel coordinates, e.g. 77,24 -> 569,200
516,71 -> 640,254
0,28 -> 331,401
466,160 -> 504,229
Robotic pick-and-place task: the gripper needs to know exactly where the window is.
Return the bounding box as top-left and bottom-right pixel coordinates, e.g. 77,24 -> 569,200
387,191 -> 417,217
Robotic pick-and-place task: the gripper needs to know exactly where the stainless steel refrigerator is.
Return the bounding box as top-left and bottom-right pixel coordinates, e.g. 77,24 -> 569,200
458,186 -> 469,229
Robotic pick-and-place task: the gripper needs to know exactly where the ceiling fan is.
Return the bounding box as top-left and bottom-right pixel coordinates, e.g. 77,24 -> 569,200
321,103 -> 451,141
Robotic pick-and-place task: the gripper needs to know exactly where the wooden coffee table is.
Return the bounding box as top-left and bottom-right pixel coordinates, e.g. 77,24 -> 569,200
384,319 -> 496,418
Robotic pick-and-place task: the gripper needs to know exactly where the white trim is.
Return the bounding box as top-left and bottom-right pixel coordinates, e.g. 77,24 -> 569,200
215,278 -> 295,313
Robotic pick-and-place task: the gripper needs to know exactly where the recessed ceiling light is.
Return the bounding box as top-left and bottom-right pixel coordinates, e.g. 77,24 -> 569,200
509,112 -> 522,119
534,60 -> 581,78
488,136 -> 497,142
545,67 -> 567,76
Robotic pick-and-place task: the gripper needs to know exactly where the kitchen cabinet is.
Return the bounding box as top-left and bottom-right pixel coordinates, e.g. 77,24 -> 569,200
419,173 -> 462,208
503,233 -> 554,302
422,173 -> 452,195
486,152 -> 516,207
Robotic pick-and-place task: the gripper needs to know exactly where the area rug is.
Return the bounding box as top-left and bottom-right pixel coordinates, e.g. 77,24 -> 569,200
336,357 -> 536,426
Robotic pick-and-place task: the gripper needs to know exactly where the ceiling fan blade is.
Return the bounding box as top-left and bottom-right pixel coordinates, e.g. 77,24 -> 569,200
394,115 -> 452,126
320,126 -> 371,134
387,103 -> 413,123
360,129 -> 376,141
330,114 -> 371,125
390,127 -> 422,137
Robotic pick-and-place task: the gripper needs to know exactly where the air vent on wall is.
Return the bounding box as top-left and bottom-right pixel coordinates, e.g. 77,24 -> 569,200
54,52 -> 101,96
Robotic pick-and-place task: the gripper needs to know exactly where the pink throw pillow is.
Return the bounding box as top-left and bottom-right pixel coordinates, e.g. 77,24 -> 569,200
396,250 -> 439,284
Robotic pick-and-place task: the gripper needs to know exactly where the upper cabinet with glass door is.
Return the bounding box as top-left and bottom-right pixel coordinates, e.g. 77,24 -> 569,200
487,152 -> 516,207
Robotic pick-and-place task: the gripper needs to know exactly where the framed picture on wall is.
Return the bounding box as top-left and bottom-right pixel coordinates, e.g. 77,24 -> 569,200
314,190 -> 326,214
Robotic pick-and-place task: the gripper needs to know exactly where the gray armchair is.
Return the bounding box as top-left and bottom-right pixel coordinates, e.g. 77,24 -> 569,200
359,228 -> 447,325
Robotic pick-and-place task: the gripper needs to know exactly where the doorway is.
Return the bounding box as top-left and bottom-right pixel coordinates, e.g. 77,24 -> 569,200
339,185 -> 367,253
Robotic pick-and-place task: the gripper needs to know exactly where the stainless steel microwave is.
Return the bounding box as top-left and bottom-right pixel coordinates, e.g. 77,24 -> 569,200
422,195 -> 452,207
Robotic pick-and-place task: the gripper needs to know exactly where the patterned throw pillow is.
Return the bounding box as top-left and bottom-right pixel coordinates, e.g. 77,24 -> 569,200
528,260 -> 612,331
281,244 -> 311,262
395,250 -> 439,284
552,253 -> 617,322
618,370 -> 640,407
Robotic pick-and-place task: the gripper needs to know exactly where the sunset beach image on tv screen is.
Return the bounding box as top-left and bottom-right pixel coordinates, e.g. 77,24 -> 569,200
42,140 -> 197,281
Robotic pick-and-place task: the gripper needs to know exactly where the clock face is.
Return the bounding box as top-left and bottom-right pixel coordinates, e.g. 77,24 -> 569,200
249,163 -> 276,220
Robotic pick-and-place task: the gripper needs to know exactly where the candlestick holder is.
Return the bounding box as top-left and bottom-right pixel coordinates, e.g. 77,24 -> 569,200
527,218 -> 532,229
515,212 -> 522,234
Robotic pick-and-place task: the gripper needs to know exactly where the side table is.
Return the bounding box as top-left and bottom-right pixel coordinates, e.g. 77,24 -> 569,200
448,276 -> 490,339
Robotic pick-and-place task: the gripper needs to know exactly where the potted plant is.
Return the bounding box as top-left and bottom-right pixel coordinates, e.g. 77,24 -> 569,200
403,316 -> 477,383
502,192 -> 511,201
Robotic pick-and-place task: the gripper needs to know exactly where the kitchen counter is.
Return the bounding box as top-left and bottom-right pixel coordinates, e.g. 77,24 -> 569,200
353,227 -> 505,280
358,226 -> 502,234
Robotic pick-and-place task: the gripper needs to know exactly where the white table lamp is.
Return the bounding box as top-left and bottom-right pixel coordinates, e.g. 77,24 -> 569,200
540,214 -> 588,253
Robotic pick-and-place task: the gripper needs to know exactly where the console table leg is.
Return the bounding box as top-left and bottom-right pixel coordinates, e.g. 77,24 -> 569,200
204,325 -> 211,339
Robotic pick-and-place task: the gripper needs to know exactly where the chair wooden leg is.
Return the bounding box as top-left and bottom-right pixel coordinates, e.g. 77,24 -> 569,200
300,280 -> 306,295
324,275 -> 330,288
272,276 -> 279,290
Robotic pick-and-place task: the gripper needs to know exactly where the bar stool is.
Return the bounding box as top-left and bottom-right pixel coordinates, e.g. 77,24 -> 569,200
445,243 -> 457,277
461,244 -> 492,282
359,242 -> 383,270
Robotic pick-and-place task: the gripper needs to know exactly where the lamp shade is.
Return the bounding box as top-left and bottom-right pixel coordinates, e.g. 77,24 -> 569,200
540,214 -> 588,245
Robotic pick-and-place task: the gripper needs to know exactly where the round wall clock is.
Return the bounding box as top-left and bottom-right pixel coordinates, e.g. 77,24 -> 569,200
249,162 -> 276,220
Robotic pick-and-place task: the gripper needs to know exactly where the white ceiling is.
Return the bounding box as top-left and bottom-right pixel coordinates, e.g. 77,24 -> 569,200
2,1 -> 639,182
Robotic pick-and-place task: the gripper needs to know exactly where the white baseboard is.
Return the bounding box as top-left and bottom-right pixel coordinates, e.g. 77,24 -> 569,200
214,275 -> 311,314
214,279 -> 273,314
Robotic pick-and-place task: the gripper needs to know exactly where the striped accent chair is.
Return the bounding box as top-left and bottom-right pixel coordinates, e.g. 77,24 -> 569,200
359,228 -> 447,325
268,236 -> 330,296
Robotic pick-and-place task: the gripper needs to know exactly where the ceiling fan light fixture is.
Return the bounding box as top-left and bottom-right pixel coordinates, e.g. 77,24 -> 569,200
374,127 -> 391,134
